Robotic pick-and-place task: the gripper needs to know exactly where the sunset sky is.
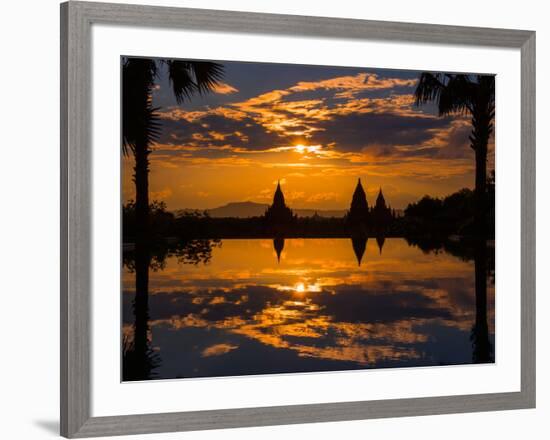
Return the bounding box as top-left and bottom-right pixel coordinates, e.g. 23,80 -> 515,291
122,60 -> 495,210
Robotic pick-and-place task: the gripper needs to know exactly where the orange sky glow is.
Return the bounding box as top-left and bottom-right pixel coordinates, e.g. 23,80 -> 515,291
122,62 -> 495,210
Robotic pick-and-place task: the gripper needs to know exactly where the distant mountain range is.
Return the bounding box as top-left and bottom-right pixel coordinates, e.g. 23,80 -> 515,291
176,201 -> 348,219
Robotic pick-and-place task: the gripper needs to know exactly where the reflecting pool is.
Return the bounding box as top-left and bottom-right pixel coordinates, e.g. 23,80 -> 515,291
122,238 -> 494,380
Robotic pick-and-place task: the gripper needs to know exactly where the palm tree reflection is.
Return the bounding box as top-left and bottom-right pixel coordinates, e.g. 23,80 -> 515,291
122,239 -> 221,381
122,241 -> 160,381
471,238 -> 492,363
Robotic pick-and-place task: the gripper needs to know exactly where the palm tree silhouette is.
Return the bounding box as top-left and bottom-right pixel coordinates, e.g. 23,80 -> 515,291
471,239 -> 492,363
122,58 -> 224,242
122,244 -> 160,381
415,74 -> 494,234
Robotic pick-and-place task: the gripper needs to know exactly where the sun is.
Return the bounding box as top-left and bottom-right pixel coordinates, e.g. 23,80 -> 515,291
293,144 -> 321,154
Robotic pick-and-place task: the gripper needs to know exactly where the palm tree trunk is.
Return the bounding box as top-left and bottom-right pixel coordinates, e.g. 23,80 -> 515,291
134,141 -> 150,244
471,104 -> 491,363
474,146 -> 487,236
472,237 -> 491,362
133,139 -> 149,351
470,106 -> 490,237
132,235 -> 151,376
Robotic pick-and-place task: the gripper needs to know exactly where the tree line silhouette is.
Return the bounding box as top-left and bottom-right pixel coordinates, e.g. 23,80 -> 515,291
122,176 -> 495,241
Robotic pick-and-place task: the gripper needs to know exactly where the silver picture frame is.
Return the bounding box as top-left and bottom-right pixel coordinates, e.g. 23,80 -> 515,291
60,1 -> 536,437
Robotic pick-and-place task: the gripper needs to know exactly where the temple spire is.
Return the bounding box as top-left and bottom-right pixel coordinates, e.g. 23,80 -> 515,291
376,187 -> 385,206
273,179 -> 286,208
347,177 -> 369,226
264,180 -> 294,229
372,186 -> 392,229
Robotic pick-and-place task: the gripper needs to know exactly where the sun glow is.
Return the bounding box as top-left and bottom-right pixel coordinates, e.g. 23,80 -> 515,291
275,282 -> 323,294
294,144 -> 322,154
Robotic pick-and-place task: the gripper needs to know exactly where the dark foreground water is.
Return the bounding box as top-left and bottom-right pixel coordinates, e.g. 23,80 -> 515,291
122,238 -> 494,381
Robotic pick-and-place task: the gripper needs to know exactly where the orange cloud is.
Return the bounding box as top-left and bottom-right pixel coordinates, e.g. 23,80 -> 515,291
289,73 -> 417,97
150,188 -> 173,200
201,343 -> 239,357
156,74 -> 421,142
212,81 -> 239,95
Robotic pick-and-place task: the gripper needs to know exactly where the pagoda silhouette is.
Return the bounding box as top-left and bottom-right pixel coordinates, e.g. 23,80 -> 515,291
347,178 -> 370,233
372,187 -> 393,229
346,178 -> 395,236
264,181 -> 296,233
259,178 -> 394,238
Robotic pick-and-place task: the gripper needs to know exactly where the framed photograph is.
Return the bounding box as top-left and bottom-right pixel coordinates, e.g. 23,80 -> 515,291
61,1 -> 536,437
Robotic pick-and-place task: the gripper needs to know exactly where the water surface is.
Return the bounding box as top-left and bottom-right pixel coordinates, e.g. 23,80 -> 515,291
122,238 -> 494,380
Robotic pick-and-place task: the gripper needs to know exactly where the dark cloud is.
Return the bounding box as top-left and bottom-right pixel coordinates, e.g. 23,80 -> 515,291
158,114 -> 287,151
155,107 -> 464,160
123,280 -> 458,327
310,112 -> 451,152
315,285 -> 453,324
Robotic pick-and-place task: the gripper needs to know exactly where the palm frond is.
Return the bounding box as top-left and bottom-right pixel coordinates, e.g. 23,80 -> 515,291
415,72 -> 477,116
437,75 -> 474,115
190,62 -> 225,95
166,60 -> 224,104
414,73 -> 446,106
479,75 -> 496,111
166,60 -> 197,103
122,58 -> 159,155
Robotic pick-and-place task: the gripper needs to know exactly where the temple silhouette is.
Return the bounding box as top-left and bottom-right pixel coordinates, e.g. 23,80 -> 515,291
372,187 -> 394,228
261,178 -> 395,236
264,181 -> 295,223
264,180 -> 297,235
348,178 -> 370,229
150,178 -> 399,241
345,178 -> 394,232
